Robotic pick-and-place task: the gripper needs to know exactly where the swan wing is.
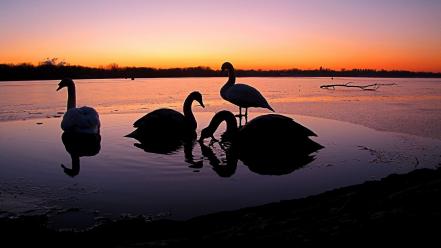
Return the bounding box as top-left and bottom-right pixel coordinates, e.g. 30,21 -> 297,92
225,84 -> 273,110
244,114 -> 317,137
61,106 -> 100,134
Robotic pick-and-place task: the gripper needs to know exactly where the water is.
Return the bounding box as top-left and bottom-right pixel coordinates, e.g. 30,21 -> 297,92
1,77 -> 441,229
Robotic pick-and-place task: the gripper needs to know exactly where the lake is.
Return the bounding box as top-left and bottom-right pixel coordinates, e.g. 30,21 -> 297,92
1,77 -> 440,229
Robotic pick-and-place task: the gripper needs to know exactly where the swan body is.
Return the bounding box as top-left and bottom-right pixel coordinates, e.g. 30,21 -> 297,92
57,79 -> 100,134
127,91 -> 205,141
220,62 -> 274,122
61,107 -> 100,134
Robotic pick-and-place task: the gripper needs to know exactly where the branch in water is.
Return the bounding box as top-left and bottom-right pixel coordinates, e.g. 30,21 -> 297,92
320,82 -> 396,91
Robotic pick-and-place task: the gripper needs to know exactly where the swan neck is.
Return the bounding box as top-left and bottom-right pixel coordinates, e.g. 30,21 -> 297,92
221,69 -> 235,99
210,112 -> 238,134
224,113 -> 238,133
227,68 -> 235,85
71,155 -> 80,175
183,96 -> 196,129
66,84 -> 76,110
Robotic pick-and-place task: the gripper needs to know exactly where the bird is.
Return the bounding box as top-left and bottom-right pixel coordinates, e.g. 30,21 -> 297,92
220,62 -> 274,124
199,110 -> 323,173
57,78 -> 100,134
126,91 -> 205,144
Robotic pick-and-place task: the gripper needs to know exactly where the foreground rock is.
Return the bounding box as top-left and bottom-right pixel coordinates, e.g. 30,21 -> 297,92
2,168 -> 440,247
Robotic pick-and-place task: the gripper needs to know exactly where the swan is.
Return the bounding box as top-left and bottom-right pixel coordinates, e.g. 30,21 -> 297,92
126,91 -> 205,142
199,110 -> 323,155
57,79 -> 100,134
220,62 -> 274,123
199,111 -> 323,174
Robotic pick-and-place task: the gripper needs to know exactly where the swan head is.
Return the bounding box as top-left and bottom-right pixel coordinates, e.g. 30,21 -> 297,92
199,126 -> 215,142
221,62 -> 234,72
189,91 -> 205,108
57,78 -> 74,91
199,110 -> 237,142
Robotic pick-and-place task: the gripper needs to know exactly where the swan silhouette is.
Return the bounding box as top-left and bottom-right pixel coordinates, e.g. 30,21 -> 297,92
60,132 -> 101,177
126,91 -> 205,151
57,79 -> 100,134
220,62 -> 274,124
199,111 -> 323,175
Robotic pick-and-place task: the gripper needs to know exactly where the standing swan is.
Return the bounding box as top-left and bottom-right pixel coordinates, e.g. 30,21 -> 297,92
220,62 -> 274,123
57,79 -> 100,134
127,91 -> 205,141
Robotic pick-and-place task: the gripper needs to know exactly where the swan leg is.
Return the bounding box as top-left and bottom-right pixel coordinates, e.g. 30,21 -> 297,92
235,107 -> 244,127
235,107 -> 242,117
245,108 -> 248,123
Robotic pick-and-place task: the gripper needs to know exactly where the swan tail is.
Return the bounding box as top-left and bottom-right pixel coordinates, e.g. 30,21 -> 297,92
267,105 -> 275,112
125,129 -> 138,138
305,138 -> 324,152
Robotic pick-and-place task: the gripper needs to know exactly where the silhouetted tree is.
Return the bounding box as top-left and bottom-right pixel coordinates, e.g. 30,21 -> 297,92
0,62 -> 440,81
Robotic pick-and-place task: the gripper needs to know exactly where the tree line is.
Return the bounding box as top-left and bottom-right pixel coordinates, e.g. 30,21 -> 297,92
1,62 -> 440,81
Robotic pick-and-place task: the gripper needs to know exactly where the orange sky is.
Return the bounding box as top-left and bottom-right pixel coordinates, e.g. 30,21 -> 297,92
1,0 -> 440,72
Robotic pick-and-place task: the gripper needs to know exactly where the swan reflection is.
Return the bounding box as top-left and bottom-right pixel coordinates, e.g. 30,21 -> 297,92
61,132 -> 101,177
199,141 -> 238,177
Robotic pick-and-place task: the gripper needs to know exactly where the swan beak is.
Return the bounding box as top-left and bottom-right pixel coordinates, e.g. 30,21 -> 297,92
200,102 -> 205,108
56,85 -> 62,91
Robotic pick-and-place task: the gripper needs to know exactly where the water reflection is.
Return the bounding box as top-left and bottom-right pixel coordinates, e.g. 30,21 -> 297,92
199,136 -> 320,176
199,141 -> 238,177
129,135 -> 204,169
61,132 -> 101,177
130,135 -> 185,154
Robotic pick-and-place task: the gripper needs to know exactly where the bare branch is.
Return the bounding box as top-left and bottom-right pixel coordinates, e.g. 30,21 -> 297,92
320,82 -> 396,91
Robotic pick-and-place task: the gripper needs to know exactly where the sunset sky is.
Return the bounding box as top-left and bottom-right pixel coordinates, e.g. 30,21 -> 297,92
1,0 -> 440,71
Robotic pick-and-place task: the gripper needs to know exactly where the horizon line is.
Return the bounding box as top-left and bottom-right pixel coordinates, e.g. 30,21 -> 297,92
2,61 -> 441,74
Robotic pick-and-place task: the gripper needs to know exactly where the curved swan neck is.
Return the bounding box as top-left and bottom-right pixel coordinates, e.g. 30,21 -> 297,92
210,111 -> 238,134
183,96 -> 196,129
226,67 -> 235,85
66,83 -> 76,110
221,68 -> 235,99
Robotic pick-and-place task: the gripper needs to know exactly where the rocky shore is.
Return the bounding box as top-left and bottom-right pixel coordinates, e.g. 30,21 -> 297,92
2,167 -> 440,247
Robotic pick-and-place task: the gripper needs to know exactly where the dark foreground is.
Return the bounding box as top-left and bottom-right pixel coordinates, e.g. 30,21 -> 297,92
2,167 -> 440,247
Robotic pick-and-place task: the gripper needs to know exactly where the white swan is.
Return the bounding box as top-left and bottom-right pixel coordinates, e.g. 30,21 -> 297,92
57,79 -> 100,134
220,62 -> 274,123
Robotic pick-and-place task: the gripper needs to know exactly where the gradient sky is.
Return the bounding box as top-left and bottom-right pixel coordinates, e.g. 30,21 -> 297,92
1,0 -> 440,71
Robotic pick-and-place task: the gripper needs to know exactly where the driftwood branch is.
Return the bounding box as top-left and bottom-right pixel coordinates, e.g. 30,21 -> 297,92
320,82 -> 396,91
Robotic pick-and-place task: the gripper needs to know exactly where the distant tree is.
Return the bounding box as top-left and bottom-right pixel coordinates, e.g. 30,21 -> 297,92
39,57 -> 68,66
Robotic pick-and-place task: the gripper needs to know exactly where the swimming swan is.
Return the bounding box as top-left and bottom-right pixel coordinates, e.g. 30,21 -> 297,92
199,110 -> 323,154
57,79 -> 100,134
199,111 -> 323,174
127,91 -> 205,141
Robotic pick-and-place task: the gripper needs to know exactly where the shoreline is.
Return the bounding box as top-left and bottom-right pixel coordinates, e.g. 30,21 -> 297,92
2,167 -> 440,246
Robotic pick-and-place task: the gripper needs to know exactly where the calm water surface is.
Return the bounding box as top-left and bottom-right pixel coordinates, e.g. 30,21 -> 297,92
0,77 -> 440,228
